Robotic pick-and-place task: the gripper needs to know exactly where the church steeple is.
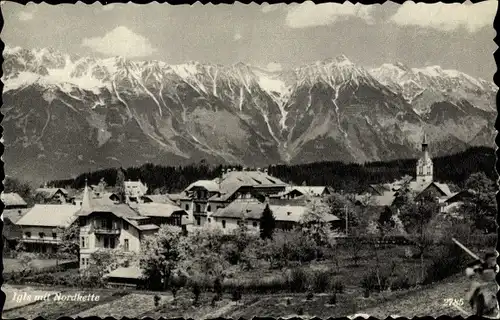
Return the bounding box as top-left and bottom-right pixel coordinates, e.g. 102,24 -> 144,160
81,177 -> 92,211
416,132 -> 433,184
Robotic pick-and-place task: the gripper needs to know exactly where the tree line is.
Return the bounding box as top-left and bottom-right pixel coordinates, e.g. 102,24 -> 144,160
44,146 -> 494,194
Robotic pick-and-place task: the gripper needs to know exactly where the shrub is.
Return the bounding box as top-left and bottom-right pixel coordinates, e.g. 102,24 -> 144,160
287,268 -> 308,293
363,287 -> 370,298
221,242 -> 240,265
331,279 -> 344,293
262,230 -> 320,268
286,298 -> 292,305
297,307 -> 304,315
192,283 -> 201,305
245,276 -> 288,294
329,293 -> 337,305
214,277 -> 223,300
231,287 -> 243,302
360,271 -> 389,293
312,270 -> 330,293
154,295 -> 161,307
423,243 -> 468,284
390,275 -> 411,291
112,290 -> 128,297
306,292 -> 314,300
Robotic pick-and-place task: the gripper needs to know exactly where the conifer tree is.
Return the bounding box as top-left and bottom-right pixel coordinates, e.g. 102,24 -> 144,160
260,204 -> 276,240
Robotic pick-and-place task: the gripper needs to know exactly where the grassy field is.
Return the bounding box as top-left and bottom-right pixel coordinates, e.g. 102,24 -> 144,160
1,273 -> 476,319
141,275 -> 473,319
1,244 -> 483,319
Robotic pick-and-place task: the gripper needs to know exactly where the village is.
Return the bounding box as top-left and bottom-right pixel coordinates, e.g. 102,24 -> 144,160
2,134 -> 497,318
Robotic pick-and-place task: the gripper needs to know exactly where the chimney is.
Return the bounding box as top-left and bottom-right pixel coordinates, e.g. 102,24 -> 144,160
257,167 -> 261,172
264,168 -> 268,174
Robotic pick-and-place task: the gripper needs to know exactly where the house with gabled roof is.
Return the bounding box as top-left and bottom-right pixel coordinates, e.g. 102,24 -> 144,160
179,168 -> 288,227
359,133 -> 453,211
15,204 -> 80,253
77,182 -> 187,269
1,192 -> 28,209
210,199 -> 339,233
34,187 -> 69,204
273,186 -> 331,201
124,180 -> 148,203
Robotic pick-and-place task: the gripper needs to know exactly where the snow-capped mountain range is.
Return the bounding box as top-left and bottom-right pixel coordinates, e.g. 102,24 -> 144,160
2,46 -> 497,182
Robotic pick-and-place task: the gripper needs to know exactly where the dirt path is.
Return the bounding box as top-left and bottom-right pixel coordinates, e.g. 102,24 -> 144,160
72,293 -> 173,318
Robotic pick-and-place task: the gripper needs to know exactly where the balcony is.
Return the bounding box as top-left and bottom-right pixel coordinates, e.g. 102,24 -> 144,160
92,228 -> 121,235
20,238 -> 60,244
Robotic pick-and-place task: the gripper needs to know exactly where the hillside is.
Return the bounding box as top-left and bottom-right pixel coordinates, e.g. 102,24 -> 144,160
3,47 -> 496,183
47,146 -> 495,193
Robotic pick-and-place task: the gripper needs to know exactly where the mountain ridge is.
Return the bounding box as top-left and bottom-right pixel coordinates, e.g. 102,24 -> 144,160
2,46 -> 496,183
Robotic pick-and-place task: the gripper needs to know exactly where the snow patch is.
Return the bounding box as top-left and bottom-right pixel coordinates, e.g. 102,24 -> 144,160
256,73 -> 288,96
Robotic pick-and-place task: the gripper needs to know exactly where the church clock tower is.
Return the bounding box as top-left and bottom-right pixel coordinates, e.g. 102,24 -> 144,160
416,133 -> 433,184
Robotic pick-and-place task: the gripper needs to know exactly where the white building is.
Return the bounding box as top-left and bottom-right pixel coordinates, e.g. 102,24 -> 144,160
179,169 -> 288,228
124,180 -> 148,203
77,184 -> 187,269
15,204 -> 80,253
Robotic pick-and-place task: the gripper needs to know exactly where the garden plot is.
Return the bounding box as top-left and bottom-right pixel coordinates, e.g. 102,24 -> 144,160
73,293 -> 173,318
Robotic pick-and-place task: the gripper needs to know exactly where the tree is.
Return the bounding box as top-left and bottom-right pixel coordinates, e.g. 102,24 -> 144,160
260,204 -> 276,240
462,172 -> 497,234
115,168 -> 126,203
80,248 -> 121,288
326,193 -> 359,231
18,252 -> 36,276
55,222 -> 80,263
398,192 -> 440,282
140,225 -> 183,290
4,177 -> 34,206
301,199 -> 335,248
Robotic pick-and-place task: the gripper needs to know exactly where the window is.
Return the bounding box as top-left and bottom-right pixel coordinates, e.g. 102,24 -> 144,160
195,204 -> 201,213
110,237 -> 116,249
81,236 -> 86,248
124,239 -> 129,252
222,220 -> 226,229
52,233 -> 57,239
123,222 -> 129,230
208,218 -> 211,223
196,217 -> 201,226
25,232 -> 31,238
104,237 -> 109,248
101,219 -> 107,228
39,232 -> 45,239
253,221 -> 258,227
207,205 -> 211,212
185,204 -> 190,210
79,217 -> 86,226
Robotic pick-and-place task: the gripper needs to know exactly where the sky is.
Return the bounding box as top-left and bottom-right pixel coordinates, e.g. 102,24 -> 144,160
1,1 -> 498,81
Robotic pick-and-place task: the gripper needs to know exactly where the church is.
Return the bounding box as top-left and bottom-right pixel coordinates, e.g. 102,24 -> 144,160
361,133 -> 453,207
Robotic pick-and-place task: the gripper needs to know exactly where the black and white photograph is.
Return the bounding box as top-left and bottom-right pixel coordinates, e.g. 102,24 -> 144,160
0,1 -> 498,319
